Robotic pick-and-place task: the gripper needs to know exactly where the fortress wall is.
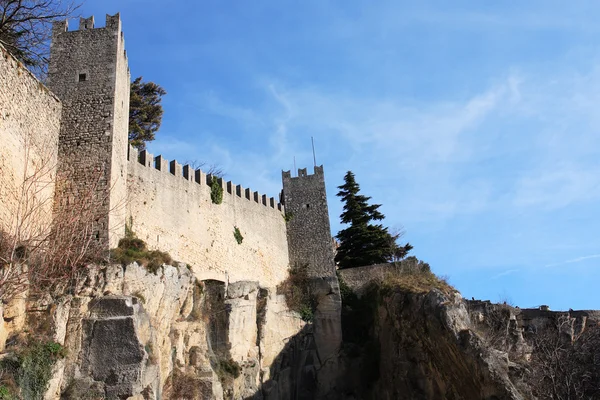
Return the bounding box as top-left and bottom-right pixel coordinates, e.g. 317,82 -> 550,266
48,15 -> 130,248
0,45 -> 61,236
127,147 -> 290,287
108,24 -> 131,247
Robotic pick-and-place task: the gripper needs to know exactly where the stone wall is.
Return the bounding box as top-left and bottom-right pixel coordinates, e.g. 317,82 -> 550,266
126,147 -> 290,287
0,44 -> 61,237
337,262 -> 400,294
48,14 -> 129,248
282,166 -> 336,277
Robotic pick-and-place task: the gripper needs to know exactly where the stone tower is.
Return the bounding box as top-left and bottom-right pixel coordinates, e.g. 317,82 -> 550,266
48,14 -> 130,248
282,166 -> 335,277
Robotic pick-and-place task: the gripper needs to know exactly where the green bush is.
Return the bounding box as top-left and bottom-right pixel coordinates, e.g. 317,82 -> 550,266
210,176 -> 223,204
233,227 -> 243,244
1,342 -> 67,400
111,237 -> 172,274
298,304 -> 314,322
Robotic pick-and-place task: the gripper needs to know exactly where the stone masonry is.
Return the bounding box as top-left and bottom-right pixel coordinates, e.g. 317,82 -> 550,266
0,12 -> 338,291
47,14 -> 130,248
0,44 -> 61,237
282,166 -> 336,278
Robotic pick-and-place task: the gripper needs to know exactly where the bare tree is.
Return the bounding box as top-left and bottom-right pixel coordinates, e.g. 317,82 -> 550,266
528,316 -> 600,399
0,134 -> 110,302
0,133 -> 56,302
0,0 -> 80,79
183,160 -> 226,178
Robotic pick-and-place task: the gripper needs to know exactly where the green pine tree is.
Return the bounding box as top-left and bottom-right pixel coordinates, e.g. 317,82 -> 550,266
335,171 -> 412,269
129,77 -> 167,150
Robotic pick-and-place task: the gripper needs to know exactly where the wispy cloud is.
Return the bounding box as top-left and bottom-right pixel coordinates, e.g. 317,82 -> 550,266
491,269 -> 519,280
545,254 -> 600,268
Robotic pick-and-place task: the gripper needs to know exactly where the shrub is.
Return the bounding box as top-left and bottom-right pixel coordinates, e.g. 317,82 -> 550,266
233,226 -> 243,244
217,358 -> 241,379
0,341 -> 67,400
210,176 -> 223,204
283,212 -> 294,222
298,304 -> 314,322
277,264 -> 316,322
168,370 -> 210,399
110,237 -> 172,274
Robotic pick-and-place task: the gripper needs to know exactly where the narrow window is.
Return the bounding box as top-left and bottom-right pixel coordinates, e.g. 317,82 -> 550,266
78,73 -> 87,82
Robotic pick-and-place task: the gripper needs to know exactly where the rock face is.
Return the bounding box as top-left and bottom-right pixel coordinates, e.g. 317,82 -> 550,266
64,296 -> 155,399
261,276 -> 342,400
338,286 -> 525,400
0,262 -> 309,400
13,260 -> 596,400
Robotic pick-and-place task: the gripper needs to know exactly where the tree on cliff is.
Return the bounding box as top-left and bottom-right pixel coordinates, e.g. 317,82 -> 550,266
129,76 -> 167,150
335,171 -> 412,269
0,0 -> 80,78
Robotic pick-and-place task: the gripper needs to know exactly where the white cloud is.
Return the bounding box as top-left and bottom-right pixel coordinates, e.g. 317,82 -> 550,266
545,254 -> 600,268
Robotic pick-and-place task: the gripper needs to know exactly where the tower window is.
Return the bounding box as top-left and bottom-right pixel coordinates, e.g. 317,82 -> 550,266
78,73 -> 87,82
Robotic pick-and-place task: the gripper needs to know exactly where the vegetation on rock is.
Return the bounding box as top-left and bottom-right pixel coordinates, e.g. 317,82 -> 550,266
111,236 -> 172,274
277,264 -> 315,322
233,226 -> 243,244
210,176 -> 224,204
166,370 -> 210,400
0,341 -> 66,400
335,171 -> 412,269
380,257 -> 453,295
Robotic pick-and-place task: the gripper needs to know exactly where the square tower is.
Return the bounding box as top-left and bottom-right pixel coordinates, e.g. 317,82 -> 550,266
282,166 -> 335,277
47,14 -> 130,248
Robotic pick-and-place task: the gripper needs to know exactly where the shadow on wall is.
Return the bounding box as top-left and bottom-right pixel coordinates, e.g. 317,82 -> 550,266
244,324 -> 319,400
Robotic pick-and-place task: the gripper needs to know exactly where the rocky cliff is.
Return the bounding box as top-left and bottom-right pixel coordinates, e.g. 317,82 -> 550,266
2,262 -> 598,399
334,282 -> 524,400
0,262 -> 306,399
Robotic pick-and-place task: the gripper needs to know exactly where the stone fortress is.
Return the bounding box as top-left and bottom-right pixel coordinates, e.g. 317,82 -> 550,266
3,13 -> 599,400
0,13 -> 336,288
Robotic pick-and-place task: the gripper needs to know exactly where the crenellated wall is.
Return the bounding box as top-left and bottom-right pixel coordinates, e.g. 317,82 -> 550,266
0,44 -> 61,237
1,12 -> 333,291
126,146 -> 290,287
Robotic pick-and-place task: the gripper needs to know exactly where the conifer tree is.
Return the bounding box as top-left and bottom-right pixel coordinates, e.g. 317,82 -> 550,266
129,76 -> 166,150
335,171 -> 412,269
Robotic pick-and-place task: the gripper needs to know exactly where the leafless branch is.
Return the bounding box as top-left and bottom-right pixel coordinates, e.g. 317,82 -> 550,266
0,0 -> 81,79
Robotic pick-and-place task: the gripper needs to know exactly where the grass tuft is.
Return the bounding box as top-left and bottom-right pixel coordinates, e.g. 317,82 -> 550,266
380,262 -> 454,295
110,237 -> 172,274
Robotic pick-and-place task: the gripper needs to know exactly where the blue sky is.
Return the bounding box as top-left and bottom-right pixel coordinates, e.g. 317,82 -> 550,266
81,1 -> 600,310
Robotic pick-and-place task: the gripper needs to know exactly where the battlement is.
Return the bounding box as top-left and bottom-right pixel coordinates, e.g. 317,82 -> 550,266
52,14 -> 122,36
129,145 -> 283,211
50,14 -> 128,70
282,165 -> 324,180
